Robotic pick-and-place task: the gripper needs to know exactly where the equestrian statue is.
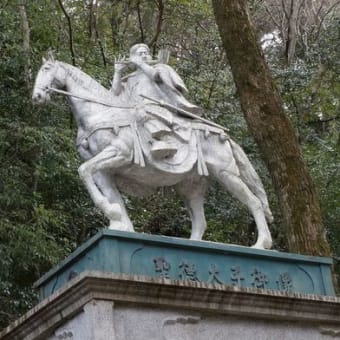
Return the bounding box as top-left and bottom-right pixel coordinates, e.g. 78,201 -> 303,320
32,45 -> 273,249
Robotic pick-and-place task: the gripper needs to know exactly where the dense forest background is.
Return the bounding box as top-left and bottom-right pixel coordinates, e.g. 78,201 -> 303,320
0,0 -> 339,329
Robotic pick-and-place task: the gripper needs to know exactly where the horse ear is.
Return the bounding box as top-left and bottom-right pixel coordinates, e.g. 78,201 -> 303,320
42,56 -> 47,63
47,48 -> 55,62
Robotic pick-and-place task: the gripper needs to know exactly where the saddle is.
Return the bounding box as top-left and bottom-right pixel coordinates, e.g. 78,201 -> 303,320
136,122 -> 197,175
133,105 -> 226,176
134,106 -> 199,174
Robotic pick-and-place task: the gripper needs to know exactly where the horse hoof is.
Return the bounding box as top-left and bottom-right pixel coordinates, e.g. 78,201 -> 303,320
108,221 -> 132,231
189,233 -> 204,241
251,237 -> 272,250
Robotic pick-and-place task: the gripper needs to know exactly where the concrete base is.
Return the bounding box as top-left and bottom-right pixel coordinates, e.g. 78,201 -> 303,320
2,271 -> 340,340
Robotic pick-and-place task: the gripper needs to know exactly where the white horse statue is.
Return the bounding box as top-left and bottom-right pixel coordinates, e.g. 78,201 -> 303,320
32,55 -> 273,249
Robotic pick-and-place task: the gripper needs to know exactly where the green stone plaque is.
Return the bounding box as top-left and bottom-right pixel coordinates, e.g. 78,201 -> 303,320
35,229 -> 335,300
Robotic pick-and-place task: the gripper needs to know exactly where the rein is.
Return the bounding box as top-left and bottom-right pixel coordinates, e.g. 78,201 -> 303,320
47,87 -> 134,109
37,63 -> 136,147
36,60 -> 132,109
76,121 -> 134,148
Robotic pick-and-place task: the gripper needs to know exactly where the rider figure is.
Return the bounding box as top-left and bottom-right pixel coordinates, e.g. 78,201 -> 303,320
110,43 -> 202,159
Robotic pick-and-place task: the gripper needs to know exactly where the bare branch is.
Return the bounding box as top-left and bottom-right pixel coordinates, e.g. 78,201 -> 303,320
57,0 -> 76,66
281,0 -> 290,19
263,3 -> 281,29
148,0 -> 164,47
95,25 -> 107,68
315,0 -> 340,39
122,0 -> 132,37
313,0 -> 327,23
136,0 -> 145,42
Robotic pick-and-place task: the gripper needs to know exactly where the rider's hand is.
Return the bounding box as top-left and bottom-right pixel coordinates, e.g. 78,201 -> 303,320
114,55 -> 128,73
129,54 -> 143,67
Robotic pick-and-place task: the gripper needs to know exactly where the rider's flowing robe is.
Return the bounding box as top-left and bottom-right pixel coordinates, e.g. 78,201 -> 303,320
114,63 -> 202,148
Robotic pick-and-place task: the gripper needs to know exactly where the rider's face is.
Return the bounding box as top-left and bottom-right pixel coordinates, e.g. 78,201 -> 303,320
135,47 -> 151,62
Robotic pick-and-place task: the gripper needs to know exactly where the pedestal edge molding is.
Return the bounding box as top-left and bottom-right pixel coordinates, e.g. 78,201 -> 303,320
2,271 -> 340,340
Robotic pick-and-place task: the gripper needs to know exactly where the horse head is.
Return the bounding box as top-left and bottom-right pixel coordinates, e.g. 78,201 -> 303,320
32,54 -> 62,104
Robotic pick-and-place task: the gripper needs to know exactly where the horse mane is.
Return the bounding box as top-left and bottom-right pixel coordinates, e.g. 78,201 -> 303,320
58,61 -> 112,101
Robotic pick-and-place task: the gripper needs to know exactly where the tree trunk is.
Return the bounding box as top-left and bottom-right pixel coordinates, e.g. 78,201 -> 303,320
18,3 -> 31,86
212,0 -> 331,256
285,0 -> 298,64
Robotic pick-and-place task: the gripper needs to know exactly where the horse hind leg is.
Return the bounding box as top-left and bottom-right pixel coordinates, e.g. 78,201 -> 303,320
176,177 -> 208,241
229,140 -> 274,224
212,168 -> 272,249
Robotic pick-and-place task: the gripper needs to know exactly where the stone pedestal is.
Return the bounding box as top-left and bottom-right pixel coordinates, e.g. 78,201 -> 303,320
1,272 -> 340,339
1,231 -> 339,339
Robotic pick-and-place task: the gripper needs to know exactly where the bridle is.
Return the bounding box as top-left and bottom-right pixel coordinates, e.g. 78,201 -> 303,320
35,60 -> 62,95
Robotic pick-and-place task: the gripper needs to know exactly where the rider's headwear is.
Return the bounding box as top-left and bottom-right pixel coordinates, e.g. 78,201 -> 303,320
130,43 -> 150,57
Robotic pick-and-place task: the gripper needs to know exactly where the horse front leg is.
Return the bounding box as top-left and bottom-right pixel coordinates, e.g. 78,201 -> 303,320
78,143 -> 133,230
94,172 -> 134,231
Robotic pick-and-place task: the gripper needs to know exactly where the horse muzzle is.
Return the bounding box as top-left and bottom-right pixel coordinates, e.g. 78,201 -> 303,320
32,88 -> 51,104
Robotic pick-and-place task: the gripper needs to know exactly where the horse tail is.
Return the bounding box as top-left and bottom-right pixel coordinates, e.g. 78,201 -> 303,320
228,139 -> 274,223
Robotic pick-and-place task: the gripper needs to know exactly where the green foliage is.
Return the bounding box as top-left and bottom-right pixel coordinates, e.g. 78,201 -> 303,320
262,10 -> 340,272
128,188 -> 192,238
0,1 -> 106,328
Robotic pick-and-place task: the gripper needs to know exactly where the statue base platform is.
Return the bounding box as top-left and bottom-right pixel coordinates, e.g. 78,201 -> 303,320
1,230 -> 339,339
34,229 -> 334,299
2,272 -> 340,339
